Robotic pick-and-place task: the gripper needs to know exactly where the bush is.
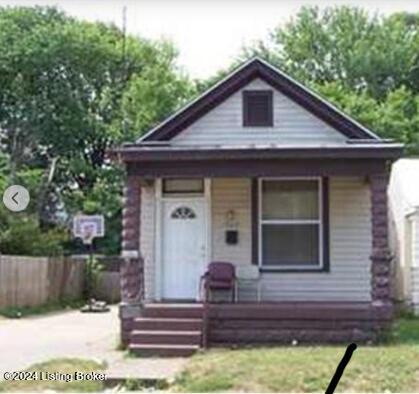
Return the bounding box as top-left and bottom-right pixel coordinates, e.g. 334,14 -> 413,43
0,213 -> 69,256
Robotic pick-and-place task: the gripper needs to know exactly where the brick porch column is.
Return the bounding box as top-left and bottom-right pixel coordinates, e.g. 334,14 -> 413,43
119,175 -> 143,346
370,173 -> 392,309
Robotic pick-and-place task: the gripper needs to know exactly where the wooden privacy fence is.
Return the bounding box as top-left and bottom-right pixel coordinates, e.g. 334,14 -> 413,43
0,255 -> 84,308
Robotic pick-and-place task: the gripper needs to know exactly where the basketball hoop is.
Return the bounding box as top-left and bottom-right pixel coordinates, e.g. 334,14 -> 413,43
73,214 -> 105,245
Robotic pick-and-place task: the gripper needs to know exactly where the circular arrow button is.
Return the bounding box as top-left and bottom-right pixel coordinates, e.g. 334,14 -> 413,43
3,185 -> 30,212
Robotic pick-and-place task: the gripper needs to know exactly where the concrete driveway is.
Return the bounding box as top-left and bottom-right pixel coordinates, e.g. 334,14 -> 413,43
0,305 -> 120,377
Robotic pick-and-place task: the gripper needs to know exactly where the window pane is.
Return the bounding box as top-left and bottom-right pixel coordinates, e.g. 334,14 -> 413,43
262,180 -> 319,220
163,179 -> 204,194
262,224 -> 319,266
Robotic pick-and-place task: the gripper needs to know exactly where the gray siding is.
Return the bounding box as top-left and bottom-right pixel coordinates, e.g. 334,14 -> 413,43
140,177 -> 372,302
211,177 -> 372,302
211,178 -> 252,266
173,79 -> 347,146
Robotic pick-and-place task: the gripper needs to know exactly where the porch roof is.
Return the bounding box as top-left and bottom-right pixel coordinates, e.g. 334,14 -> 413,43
111,142 -> 403,178
111,142 -> 403,163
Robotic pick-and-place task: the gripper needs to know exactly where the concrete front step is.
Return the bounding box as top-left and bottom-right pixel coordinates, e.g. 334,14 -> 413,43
133,317 -> 203,331
131,330 -> 202,345
142,304 -> 204,319
129,343 -> 200,357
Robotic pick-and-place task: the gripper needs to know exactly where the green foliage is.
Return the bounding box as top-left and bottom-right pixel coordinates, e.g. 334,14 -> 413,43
121,41 -> 195,139
0,6 -> 193,255
0,211 -> 69,256
241,6 -> 419,153
314,83 -> 419,154
243,6 -> 419,98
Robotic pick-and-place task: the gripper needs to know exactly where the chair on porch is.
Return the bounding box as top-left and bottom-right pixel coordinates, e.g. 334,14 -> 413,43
201,262 -> 237,303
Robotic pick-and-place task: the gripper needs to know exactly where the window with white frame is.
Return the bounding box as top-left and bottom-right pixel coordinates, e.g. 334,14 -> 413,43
259,178 -> 322,269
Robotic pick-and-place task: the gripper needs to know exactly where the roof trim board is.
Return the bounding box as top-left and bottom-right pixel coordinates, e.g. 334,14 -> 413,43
114,144 -> 403,162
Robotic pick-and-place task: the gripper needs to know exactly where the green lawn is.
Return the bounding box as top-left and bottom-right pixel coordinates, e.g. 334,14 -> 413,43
1,318 -> 418,393
0,359 -> 105,393
173,318 -> 419,393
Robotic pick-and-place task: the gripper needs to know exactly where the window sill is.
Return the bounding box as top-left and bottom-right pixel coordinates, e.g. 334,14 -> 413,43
242,123 -> 274,128
259,267 -> 329,273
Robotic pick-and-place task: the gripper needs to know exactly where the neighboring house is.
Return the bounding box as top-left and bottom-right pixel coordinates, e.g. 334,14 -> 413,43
389,159 -> 419,314
112,58 -> 403,356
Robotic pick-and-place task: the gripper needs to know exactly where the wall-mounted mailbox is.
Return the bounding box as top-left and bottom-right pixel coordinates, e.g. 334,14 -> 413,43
226,230 -> 238,245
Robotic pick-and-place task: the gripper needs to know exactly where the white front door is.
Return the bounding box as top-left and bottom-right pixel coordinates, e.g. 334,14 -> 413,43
162,199 -> 207,300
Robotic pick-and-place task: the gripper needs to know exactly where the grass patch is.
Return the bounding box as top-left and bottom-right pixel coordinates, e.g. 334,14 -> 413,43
0,358 -> 105,393
173,317 -> 419,392
0,299 -> 84,319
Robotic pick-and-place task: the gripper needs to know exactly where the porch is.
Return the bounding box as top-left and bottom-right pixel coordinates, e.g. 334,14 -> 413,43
124,301 -> 392,356
116,150 -> 396,354
125,174 -> 385,304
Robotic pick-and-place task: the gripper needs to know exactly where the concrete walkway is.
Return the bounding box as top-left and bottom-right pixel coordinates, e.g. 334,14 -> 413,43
0,306 -> 120,377
106,357 -> 188,383
0,306 -> 188,383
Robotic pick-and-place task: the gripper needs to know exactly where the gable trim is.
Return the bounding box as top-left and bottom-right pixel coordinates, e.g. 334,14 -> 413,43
140,57 -> 380,143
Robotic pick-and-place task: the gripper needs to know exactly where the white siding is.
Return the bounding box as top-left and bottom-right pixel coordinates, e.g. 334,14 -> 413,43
140,185 -> 156,301
211,177 -> 372,302
173,79 -> 347,146
211,178 -> 252,266
388,159 -> 419,313
141,177 -> 372,302
388,164 -> 411,301
412,217 -> 419,311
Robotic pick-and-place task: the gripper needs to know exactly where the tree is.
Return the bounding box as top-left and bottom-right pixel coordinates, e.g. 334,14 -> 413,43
0,6 -> 193,254
314,83 -> 419,154
243,6 -> 419,99
241,6 -> 419,153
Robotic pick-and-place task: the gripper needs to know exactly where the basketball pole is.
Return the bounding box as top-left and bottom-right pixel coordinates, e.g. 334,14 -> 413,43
88,239 -> 94,305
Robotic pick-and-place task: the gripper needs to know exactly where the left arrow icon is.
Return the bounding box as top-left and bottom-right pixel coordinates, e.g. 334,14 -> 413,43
12,192 -> 19,204
3,185 -> 30,212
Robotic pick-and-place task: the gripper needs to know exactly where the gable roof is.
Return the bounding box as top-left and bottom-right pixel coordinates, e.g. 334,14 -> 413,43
140,57 -> 381,143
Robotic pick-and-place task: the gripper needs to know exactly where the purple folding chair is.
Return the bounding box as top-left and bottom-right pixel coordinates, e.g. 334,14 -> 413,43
201,262 -> 237,302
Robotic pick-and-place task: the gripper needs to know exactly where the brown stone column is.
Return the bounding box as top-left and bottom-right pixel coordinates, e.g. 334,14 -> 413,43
119,175 -> 143,346
370,173 -> 392,308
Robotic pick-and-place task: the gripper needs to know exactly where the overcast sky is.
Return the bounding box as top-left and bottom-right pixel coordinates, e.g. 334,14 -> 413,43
2,0 -> 419,78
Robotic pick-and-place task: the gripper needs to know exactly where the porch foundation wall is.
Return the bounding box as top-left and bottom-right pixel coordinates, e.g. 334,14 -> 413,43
207,303 -> 392,345
119,175 -> 144,346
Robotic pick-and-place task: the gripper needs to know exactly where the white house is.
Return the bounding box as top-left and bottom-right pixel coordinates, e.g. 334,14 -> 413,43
112,58 -> 403,356
389,159 -> 419,313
